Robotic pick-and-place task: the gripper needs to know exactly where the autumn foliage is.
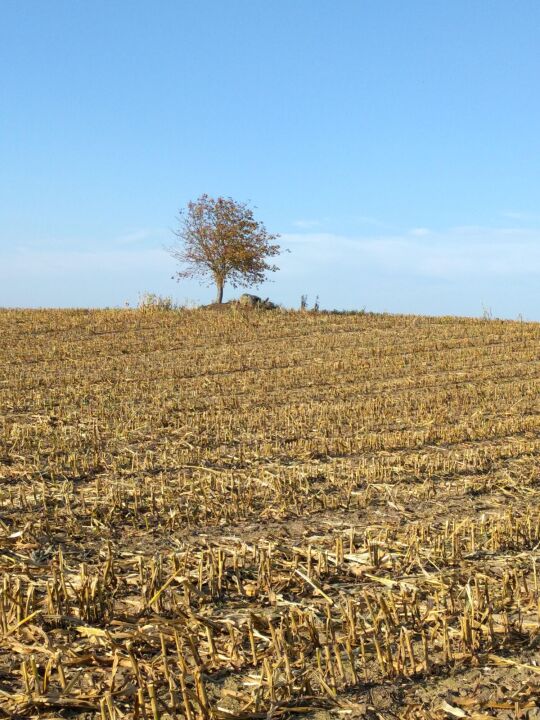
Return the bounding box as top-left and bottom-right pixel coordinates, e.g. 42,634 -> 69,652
169,194 -> 282,303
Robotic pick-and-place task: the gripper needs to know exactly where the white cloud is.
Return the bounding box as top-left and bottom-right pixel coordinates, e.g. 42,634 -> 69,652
114,227 -> 169,245
281,225 -> 540,279
0,246 -> 185,308
292,219 -> 321,229
269,225 -> 540,318
5,247 -> 168,274
500,211 -> 540,222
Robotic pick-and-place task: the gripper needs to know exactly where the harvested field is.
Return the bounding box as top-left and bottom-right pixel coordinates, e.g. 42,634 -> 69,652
1,308 -> 540,719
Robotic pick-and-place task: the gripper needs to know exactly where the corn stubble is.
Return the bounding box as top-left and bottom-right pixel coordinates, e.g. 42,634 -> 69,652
1,308 -> 540,719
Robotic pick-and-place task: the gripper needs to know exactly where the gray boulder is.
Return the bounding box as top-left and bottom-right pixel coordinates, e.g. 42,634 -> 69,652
238,294 -> 277,310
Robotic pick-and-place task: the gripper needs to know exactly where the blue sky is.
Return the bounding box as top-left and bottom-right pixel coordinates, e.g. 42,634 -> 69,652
1,1 -> 540,317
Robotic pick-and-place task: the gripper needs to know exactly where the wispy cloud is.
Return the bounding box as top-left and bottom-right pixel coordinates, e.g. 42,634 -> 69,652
292,215 -> 394,231
114,227 -> 169,245
0,246 -> 176,307
281,225 -> 540,279
292,219 -> 321,229
500,211 -> 540,223
270,224 -> 540,318
4,247 -> 169,275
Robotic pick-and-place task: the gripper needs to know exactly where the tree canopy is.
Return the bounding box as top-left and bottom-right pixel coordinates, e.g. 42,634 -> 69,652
169,195 -> 281,303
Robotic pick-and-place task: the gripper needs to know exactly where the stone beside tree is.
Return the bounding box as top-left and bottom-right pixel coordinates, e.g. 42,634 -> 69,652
237,293 -> 277,309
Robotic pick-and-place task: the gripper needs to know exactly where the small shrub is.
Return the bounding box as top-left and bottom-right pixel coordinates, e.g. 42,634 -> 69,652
138,293 -> 177,312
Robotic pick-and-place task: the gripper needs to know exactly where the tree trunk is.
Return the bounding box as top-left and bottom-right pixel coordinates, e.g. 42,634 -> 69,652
215,278 -> 224,304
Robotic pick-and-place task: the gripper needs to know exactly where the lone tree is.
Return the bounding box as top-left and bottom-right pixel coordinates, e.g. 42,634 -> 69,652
169,194 -> 281,304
